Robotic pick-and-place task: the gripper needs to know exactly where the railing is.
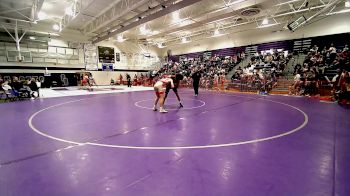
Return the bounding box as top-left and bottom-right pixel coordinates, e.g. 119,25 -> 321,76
226,80 -> 276,93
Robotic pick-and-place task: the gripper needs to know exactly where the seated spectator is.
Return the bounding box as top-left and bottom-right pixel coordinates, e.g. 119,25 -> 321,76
28,78 -> 39,98
10,77 -> 33,99
294,63 -> 302,75
310,45 -> 318,53
10,77 -> 23,91
338,73 -> 350,104
1,80 -> 12,91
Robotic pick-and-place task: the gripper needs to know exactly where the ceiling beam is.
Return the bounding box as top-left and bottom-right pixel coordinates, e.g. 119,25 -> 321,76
0,7 -> 31,15
94,0 -> 173,37
145,0 -> 267,39
0,3 -> 32,21
92,0 -> 204,44
31,0 -> 45,21
82,0 -> 149,35
164,3 -> 333,45
149,12 -> 241,39
0,15 -> 34,23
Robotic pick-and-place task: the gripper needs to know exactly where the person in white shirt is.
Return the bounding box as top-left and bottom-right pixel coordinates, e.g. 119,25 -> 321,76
290,72 -> 301,95
294,73 -> 301,82
153,75 -> 174,113
1,81 -> 12,91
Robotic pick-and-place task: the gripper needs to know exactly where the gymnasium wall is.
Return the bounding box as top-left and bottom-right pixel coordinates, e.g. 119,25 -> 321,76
90,70 -> 148,86
167,13 -> 350,56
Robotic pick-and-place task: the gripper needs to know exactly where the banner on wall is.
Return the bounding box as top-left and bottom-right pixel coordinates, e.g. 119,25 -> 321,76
116,53 -> 120,62
98,46 -> 115,63
203,51 -> 212,60
84,44 -> 98,70
102,63 -> 114,71
179,55 -> 187,62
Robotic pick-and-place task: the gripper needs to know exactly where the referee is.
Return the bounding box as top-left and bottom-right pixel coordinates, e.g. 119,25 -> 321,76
191,68 -> 201,96
164,73 -> 184,108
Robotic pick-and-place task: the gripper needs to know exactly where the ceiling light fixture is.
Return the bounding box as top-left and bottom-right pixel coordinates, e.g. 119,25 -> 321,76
29,36 -> 36,40
345,0 -> 350,8
214,29 -> 220,35
275,0 -> 301,6
257,18 -> 279,28
157,43 -> 166,48
172,11 -> 180,22
37,12 -> 47,20
262,18 -> 269,25
53,24 -> 60,31
140,24 -> 152,35
140,25 -> 146,32
65,6 -> 74,16
117,34 -> 125,42
257,23 -> 279,28
226,0 -> 246,6
211,29 -> 224,37
181,37 -> 191,43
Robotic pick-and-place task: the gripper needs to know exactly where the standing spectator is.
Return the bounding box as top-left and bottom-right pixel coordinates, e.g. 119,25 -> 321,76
220,74 -> 225,90
126,74 -> 131,87
133,74 -> 138,86
329,43 -> 337,62
82,74 -> 89,86
191,68 -> 201,96
88,74 -> 96,87
119,74 -> 123,85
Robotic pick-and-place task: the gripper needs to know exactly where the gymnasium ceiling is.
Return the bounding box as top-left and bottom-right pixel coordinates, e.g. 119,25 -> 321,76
0,0 -> 349,46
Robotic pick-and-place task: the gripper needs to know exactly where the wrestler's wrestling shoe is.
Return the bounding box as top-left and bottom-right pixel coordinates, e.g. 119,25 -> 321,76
153,106 -> 157,111
159,108 -> 168,113
179,102 -> 184,108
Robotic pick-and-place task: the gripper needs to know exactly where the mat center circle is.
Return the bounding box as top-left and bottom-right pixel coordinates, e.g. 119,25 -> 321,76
134,98 -> 206,110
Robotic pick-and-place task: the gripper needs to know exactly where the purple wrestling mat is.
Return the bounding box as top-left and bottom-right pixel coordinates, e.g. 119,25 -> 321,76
0,89 -> 349,196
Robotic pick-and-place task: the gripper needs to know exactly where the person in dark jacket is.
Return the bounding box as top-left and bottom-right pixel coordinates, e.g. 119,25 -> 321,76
10,77 -> 23,91
126,74 -> 131,87
191,68 -> 201,96
29,78 -> 39,98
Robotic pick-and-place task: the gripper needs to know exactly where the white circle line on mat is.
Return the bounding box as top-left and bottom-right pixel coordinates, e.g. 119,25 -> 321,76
28,93 -> 308,150
134,98 -> 206,110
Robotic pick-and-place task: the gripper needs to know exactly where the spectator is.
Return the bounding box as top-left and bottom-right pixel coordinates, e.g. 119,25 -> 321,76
329,43 -> 337,62
1,80 -> 12,91
126,74 -> 131,87
10,77 -> 23,91
28,78 -> 39,98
